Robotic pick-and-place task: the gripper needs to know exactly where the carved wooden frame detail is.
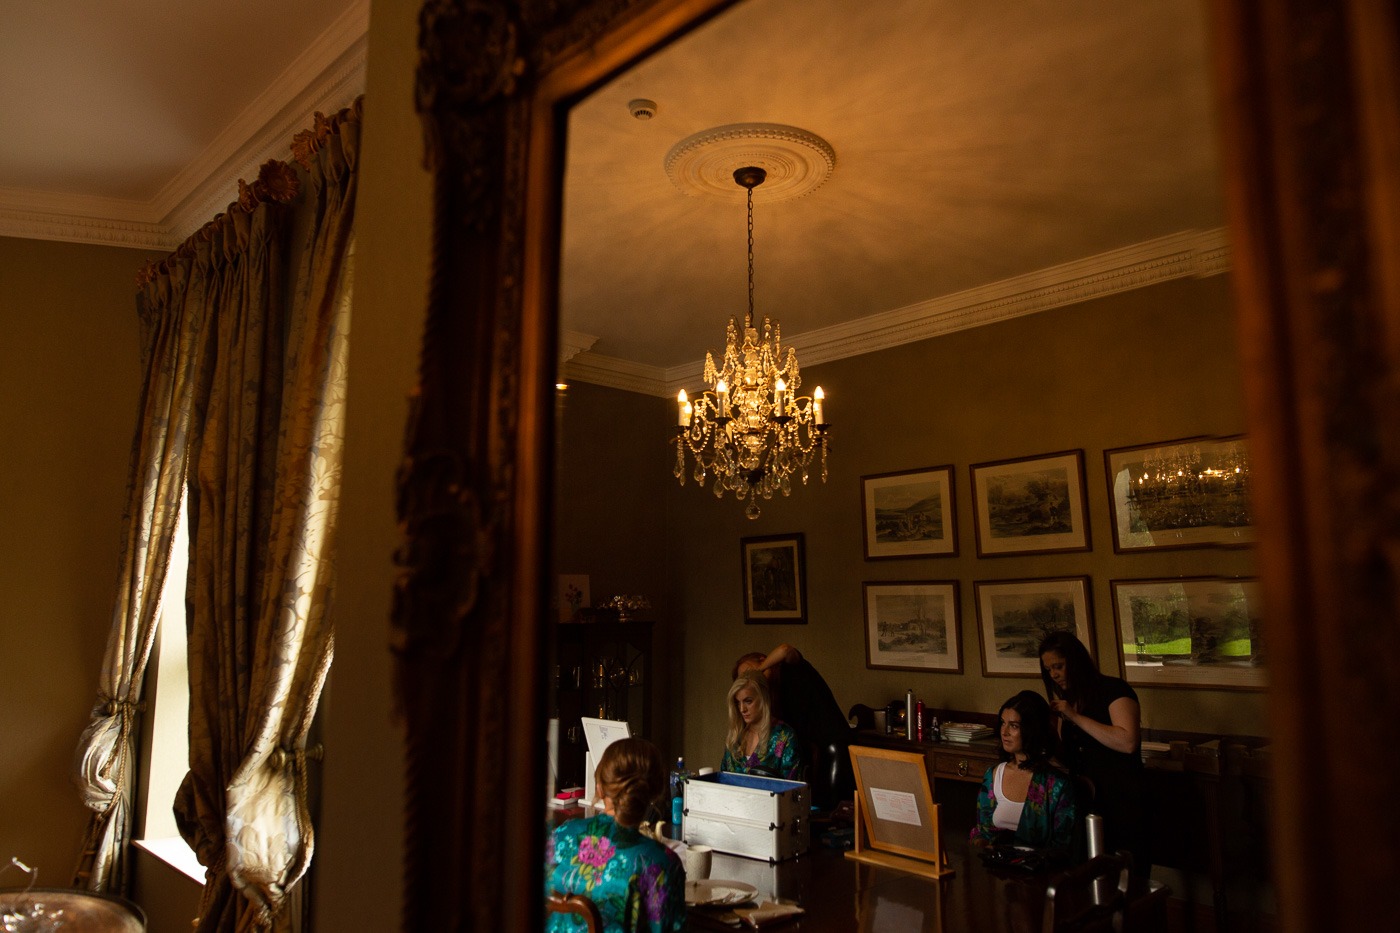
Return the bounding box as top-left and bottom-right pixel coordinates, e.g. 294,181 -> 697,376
398,0 -> 1400,929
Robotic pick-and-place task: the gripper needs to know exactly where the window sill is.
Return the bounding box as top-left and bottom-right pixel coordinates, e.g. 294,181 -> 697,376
134,837 -> 205,885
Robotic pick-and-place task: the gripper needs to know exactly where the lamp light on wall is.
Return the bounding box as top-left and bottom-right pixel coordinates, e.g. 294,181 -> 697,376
671,165 -> 829,519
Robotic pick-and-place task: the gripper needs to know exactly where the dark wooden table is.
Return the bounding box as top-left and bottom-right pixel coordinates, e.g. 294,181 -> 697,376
689,838 -> 1057,932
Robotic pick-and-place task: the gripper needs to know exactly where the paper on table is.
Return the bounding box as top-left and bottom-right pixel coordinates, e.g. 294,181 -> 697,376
736,901 -> 805,928
869,787 -> 922,826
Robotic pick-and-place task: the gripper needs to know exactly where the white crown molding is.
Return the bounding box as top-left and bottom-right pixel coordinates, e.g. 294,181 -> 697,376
559,330 -> 599,365
0,0 -> 369,251
569,228 -> 1232,397
561,353 -> 671,396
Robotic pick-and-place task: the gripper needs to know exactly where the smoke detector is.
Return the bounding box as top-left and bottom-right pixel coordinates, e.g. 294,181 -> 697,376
628,98 -> 658,120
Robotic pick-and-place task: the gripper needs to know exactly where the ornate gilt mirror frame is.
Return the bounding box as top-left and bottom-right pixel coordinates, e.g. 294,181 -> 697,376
397,1 -> 1399,929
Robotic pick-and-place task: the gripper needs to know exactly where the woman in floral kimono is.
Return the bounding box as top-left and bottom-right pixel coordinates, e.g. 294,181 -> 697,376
970,690 -> 1078,858
720,672 -> 802,780
546,738 -> 685,933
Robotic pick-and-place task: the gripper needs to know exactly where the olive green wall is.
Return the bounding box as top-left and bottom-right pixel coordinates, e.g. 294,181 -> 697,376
670,274 -> 1261,770
0,235 -> 158,886
311,0 -> 427,930
555,382 -> 680,761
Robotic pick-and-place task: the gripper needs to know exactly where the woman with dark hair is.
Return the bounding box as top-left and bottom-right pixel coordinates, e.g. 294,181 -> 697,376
546,737 -> 685,933
970,690 -> 1078,856
721,671 -> 802,780
1038,630 -> 1147,874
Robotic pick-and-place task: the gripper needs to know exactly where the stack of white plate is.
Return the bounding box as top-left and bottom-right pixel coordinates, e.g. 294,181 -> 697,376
941,722 -> 993,742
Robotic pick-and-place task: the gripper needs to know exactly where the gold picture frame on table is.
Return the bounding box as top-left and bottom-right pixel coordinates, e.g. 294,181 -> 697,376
846,745 -> 953,878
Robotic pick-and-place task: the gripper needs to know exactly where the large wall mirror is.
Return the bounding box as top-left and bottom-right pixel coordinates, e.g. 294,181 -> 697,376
551,0 -> 1257,786
398,0 -> 1400,929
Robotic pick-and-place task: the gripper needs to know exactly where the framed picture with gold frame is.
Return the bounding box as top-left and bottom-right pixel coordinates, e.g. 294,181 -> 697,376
974,576 -> 1094,677
1104,435 -> 1253,552
970,450 -> 1090,557
860,465 -> 958,559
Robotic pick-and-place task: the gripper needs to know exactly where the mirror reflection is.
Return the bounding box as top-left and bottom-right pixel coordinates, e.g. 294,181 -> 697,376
546,1 -> 1266,929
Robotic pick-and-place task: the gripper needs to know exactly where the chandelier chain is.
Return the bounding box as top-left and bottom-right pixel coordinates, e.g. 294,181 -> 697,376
746,185 -> 755,326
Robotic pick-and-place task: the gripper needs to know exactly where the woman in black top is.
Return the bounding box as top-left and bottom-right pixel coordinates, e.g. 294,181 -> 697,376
1038,631 -> 1148,875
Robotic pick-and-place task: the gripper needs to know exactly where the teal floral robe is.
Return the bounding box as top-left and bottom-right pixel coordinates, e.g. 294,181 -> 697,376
546,813 -> 686,933
969,762 -> 1078,852
721,720 -> 802,780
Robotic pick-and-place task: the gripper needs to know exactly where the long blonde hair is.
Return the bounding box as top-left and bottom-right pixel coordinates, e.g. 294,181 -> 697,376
725,672 -> 773,758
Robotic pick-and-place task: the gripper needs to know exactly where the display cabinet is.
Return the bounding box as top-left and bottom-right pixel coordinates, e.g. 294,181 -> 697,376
552,619 -> 653,790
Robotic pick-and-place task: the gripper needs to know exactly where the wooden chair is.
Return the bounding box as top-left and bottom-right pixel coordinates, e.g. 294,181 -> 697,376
545,892 -> 604,932
1114,878 -> 1171,933
1042,853 -> 1129,933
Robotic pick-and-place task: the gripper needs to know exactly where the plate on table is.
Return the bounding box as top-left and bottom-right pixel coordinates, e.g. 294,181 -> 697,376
685,879 -> 759,907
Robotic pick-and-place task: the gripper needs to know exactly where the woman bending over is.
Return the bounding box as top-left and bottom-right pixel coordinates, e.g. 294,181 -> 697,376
1039,630 -> 1147,874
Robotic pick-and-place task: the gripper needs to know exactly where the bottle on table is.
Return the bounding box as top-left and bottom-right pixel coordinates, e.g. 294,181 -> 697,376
669,757 -> 689,833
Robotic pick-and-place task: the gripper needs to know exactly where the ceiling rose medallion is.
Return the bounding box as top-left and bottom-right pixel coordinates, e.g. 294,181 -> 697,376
668,125 -> 835,520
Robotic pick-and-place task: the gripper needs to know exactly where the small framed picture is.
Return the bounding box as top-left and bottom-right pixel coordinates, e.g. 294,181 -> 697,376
1104,435 -> 1253,552
862,581 -> 962,673
860,466 -> 958,560
974,576 -> 1094,677
740,534 -> 807,624
970,450 -> 1090,557
556,574 -> 590,623
1111,576 -> 1265,689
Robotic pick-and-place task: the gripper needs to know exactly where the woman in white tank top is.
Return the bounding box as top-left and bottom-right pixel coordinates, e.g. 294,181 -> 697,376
969,691 -> 1079,858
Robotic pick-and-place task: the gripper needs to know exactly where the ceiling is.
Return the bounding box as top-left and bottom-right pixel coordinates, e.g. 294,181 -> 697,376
0,0 -> 1227,396
0,0 -> 367,249
561,0 -> 1228,394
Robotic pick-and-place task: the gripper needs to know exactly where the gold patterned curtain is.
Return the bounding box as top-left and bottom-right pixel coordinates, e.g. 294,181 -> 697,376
175,100 -> 359,933
72,159 -> 301,894
72,100 -> 359,932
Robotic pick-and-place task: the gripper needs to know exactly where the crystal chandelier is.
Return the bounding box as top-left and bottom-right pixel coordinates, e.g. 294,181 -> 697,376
672,166 -> 829,520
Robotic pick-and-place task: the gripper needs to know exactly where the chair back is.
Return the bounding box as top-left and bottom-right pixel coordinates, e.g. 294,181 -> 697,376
1114,878 -> 1171,933
545,892 -> 604,933
1042,853 -> 1129,933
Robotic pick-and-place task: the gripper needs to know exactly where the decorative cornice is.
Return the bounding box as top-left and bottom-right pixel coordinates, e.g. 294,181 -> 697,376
558,330 -> 599,365
561,352 -> 669,395
0,0 -> 369,250
567,227 -> 1233,396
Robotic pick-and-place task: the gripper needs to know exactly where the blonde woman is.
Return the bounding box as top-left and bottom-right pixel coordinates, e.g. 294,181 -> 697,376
720,671 -> 802,779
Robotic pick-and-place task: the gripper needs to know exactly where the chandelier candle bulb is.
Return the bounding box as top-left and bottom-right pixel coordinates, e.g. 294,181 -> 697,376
677,389 -> 689,426
813,387 -> 825,425
774,378 -> 786,416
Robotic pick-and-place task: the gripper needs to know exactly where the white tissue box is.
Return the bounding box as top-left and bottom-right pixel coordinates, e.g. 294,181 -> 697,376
682,772 -> 810,863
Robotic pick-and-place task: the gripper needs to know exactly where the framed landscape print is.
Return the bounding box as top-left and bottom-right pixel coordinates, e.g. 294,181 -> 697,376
974,576 -> 1093,677
740,533 -> 807,624
1104,435 -> 1253,552
970,450 -> 1090,557
863,581 -> 962,672
1111,577 -> 1265,689
861,466 -> 958,559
